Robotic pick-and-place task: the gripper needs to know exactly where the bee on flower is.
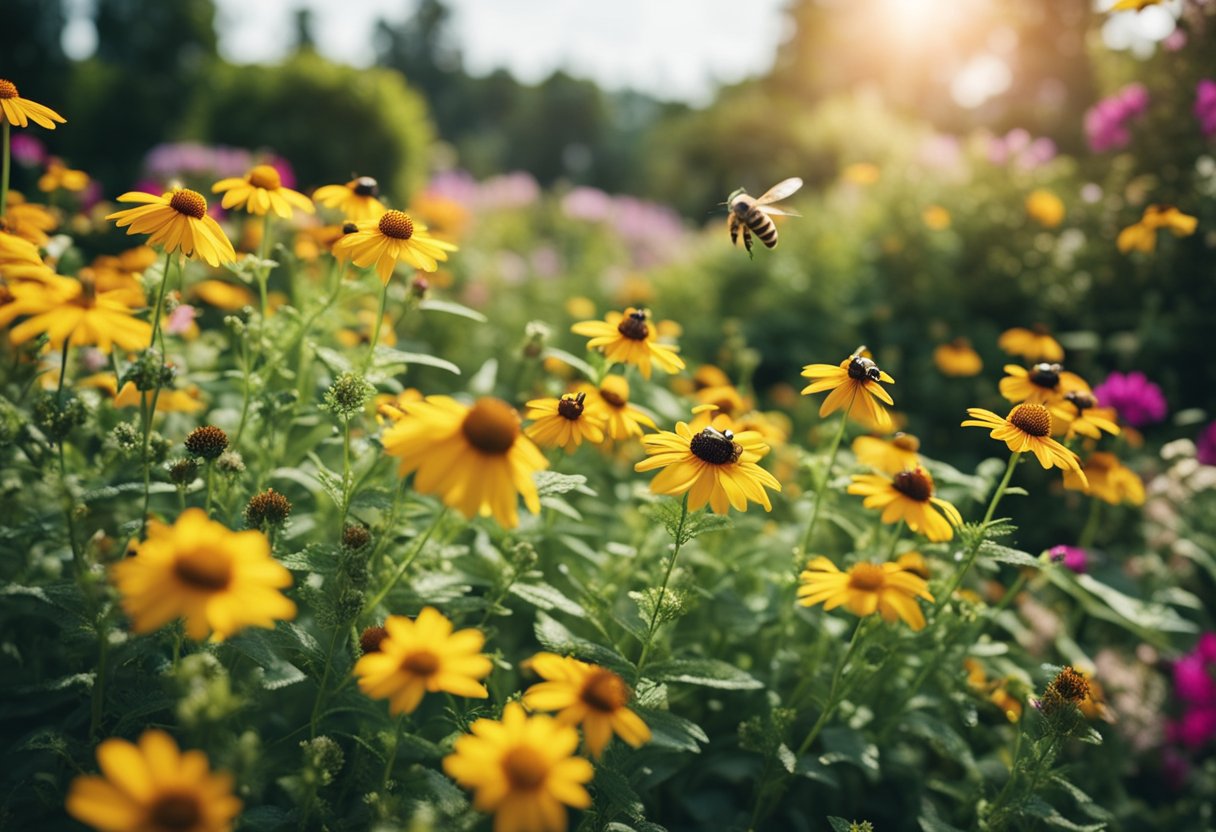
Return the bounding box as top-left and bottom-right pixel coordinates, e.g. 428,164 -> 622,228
313,175 -> 388,222
1051,390 -> 1120,440
525,391 -> 609,453
571,307 -> 685,379
333,209 -> 457,281
962,403 -> 1087,485
999,362 -> 1090,407
574,374 -> 656,441
800,348 -> 895,431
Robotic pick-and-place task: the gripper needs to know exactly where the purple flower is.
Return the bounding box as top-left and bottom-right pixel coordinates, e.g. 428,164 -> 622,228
1085,84 -> 1150,153
1175,707 -> 1216,750
9,133 -> 46,167
1049,545 -> 1089,573
1197,421 -> 1216,466
1198,633 -> 1216,663
1174,653 -> 1216,705
1092,371 -> 1167,428
1195,79 -> 1216,139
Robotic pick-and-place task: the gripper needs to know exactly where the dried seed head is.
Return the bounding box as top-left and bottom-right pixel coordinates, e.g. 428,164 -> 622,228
244,488 -> 292,527
342,523 -> 371,551
167,457 -> 200,486
184,425 -> 229,460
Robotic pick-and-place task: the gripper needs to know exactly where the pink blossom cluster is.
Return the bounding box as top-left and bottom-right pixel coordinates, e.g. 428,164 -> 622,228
1084,84 -> 1150,153
1195,79 -> 1216,138
1093,371 -> 1167,428
1166,634 -> 1216,751
986,128 -> 1057,170
427,170 -> 540,210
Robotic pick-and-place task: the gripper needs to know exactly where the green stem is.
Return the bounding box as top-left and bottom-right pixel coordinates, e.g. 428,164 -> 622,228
884,519 -> 904,560
362,508 -> 448,615
363,281 -> 389,372
635,494 -> 689,680
90,617 -> 109,739
1077,499 -> 1102,550
148,251 -> 173,353
139,255 -> 175,537
1,121 -> 9,218
381,716 -> 406,791
795,616 -> 871,757
798,415 -> 849,562
310,625 -> 344,738
204,461 -> 215,517
55,336 -> 71,404
339,421 -> 352,528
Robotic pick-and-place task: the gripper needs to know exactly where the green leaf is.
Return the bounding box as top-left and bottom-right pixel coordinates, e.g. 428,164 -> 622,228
1044,569 -> 1197,645
509,582 -> 587,617
633,707 -> 707,753
646,658 -> 763,690
533,612 -> 634,676
794,755 -> 840,787
827,819 -> 853,832
418,298 -> 488,322
1050,775 -> 1113,821
647,501 -> 733,546
372,346 -> 461,375
238,806 -> 293,831
818,727 -> 879,776
917,797 -> 967,832
1022,797 -> 1107,831
978,541 -> 1043,569
534,470 -> 594,497
277,543 -> 338,574
542,347 -> 597,379
901,712 -> 975,769
593,765 -> 645,820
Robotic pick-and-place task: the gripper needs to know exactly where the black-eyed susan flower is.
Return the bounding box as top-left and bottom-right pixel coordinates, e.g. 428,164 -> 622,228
964,659 -> 1023,723
576,375 -> 654,441
933,338 -> 983,377
110,508 -> 296,641
635,422 -> 781,514
0,274 -> 151,353
852,432 -> 920,475
37,159 -> 88,192
382,396 -> 547,528
375,388 -> 424,424
66,729 -> 242,832
522,652 -> 651,759
998,326 -> 1064,363
999,363 -> 1089,406
961,403 -> 1087,483
1052,390 -> 1120,440
571,308 -> 685,380
1063,452 -> 1145,506
313,176 -> 388,223
1109,0 -> 1164,9
81,374 -> 206,414
525,392 -> 608,453
84,246 -> 157,292
443,702 -> 594,832
847,467 -> 963,542
212,164 -> 314,219
106,188 -> 237,267
333,209 -> 457,282
0,228 -> 46,268
0,193 -> 56,246
353,607 -> 491,715
896,551 -> 930,579
191,279 -> 255,311
800,351 -> 895,431
0,79 -> 65,130
1117,204 -> 1197,254
796,556 -> 934,631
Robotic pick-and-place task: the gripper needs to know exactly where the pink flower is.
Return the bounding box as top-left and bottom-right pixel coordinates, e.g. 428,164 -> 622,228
1049,545 -> 1089,573
166,305 -> 198,336
1195,79 -> 1216,139
1175,707 -> 1216,750
10,133 -> 46,167
1092,371 -> 1167,428
1197,421 -> 1216,466
1174,653 -> 1216,705
1085,84 -> 1150,152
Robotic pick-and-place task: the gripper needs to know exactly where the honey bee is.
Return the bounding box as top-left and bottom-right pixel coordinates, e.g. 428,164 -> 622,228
726,177 -> 803,257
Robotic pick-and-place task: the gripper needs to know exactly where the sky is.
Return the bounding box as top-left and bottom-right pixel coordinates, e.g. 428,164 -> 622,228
63,0 -> 792,105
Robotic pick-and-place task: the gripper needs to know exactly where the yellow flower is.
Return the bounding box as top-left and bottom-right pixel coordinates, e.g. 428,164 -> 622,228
66,729 -> 242,832
999,363 -> 1089,406
354,607 -> 491,714
313,176 -> 388,223
1110,0 -> 1165,10
443,702 -> 594,832
525,392 -> 608,453
922,205 -> 951,230
191,279 -> 255,311
634,421 -> 781,513
571,308 -> 685,380
852,433 -> 920,475
1025,189 -> 1065,228
964,659 -> 1023,723
800,351 -> 895,430
575,374 -> 655,441
1051,390 -> 1120,440
37,159 -> 89,192
375,388 -> 424,424
212,164 -> 314,219
0,228 -> 47,269
1063,452 -> 1145,506
564,296 -> 597,320
333,209 -> 457,282
81,374 -> 206,413
998,325 -> 1064,363
841,162 -> 880,185
0,274 -> 151,353
933,338 -> 983,377
382,396 -> 548,528
0,78 -> 65,129
106,188 -> 236,267
110,509 -> 296,641
896,551 -> 930,579
1117,205 -> 1198,254
797,556 -> 934,631
522,652 -> 651,759
0,194 -> 57,246
85,246 -> 157,292
961,403 -> 1087,484
848,467 -> 963,542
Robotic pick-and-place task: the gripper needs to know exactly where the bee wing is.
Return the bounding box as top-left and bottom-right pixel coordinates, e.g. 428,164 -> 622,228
759,205 -> 801,217
755,177 -> 803,206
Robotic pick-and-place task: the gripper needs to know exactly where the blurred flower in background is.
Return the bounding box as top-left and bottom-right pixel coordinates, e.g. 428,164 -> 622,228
1085,83 -> 1150,152
1093,371 -> 1167,427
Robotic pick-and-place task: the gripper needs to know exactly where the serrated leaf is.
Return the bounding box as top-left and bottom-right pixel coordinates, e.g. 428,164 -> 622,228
509,582 -> 586,617
372,346 -> 461,375
534,470 -> 593,497
277,543 -> 338,574
533,612 -> 634,676
418,298 -> 488,322
979,541 -> 1043,569
646,658 -> 763,690
632,707 -> 706,753
593,765 -> 645,820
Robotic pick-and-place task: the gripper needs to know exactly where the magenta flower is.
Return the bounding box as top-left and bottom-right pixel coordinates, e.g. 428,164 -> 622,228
1092,371 -> 1167,428
1175,707 -> 1216,750
1085,84 -> 1150,153
1049,545 -> 1089,573
1197,421 -> 1216,466
9,133 -> 46,167
1196,79 -> 1216,139
1174,653 -> 1216,705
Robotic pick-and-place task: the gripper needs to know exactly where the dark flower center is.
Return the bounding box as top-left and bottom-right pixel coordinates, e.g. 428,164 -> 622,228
557,392 -> 586,420
1009,403 -> 1052,437
1065,391 -> 1096,411
75,275 -> 98,309
173,549 -> 233,591
378,210 -> 415,240
0,80 -> 16,99
848,563 -> 886,592
581,669 -> 630,712
600,389 -> 626,408
891,432 -> 920,452
148,793 -> 203,831
169,189 -> 208,220
247,165 -> 281,191
616,310 -> 649,340
847,355 -> 882,382
1047,666 -> 1090,704
461,398 -> 520,455
502,746 -> 549,791
359,626 -> 388,654
1028,363 -> 1062,388
892,468 -> 933,502
689,427 -> 741,465
400,649 -> 440,677
184,425 -> 229,460
353,176 -> 380,197
244,488 -> 292,527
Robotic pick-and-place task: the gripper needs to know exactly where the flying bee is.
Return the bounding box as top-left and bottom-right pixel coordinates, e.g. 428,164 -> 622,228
726,177 -> 803,257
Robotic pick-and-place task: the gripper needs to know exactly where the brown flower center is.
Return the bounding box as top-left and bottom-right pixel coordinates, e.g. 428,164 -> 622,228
1047,666 -> 1090,704
847,355 -> 882,382
173,548 -> 232,592
400,649 -> 440,677
169,189 -> 208,219
598,376 -> 629,408
891,433 -> 920,452
353,176 -> 380,197
557,392 -> 586,420
689,427 -> 742,465
75,275 -> 98,309
1065,391 -> 1096,411
581,669 -> 630,712
892,468 -> 933,502
247,164 -> 282,190
378,210 -> 415,240
1009,403 -> 1052,437
600,389 -> 626,408
848,562 -> 886,592
1028,363 -> 1061,389
616,310 -> 649,340
461,398 -> 520,454
0,80 -> 16,99
502,746 -> 549,791
148,793 -> 203,831
359,626 -> 388,654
